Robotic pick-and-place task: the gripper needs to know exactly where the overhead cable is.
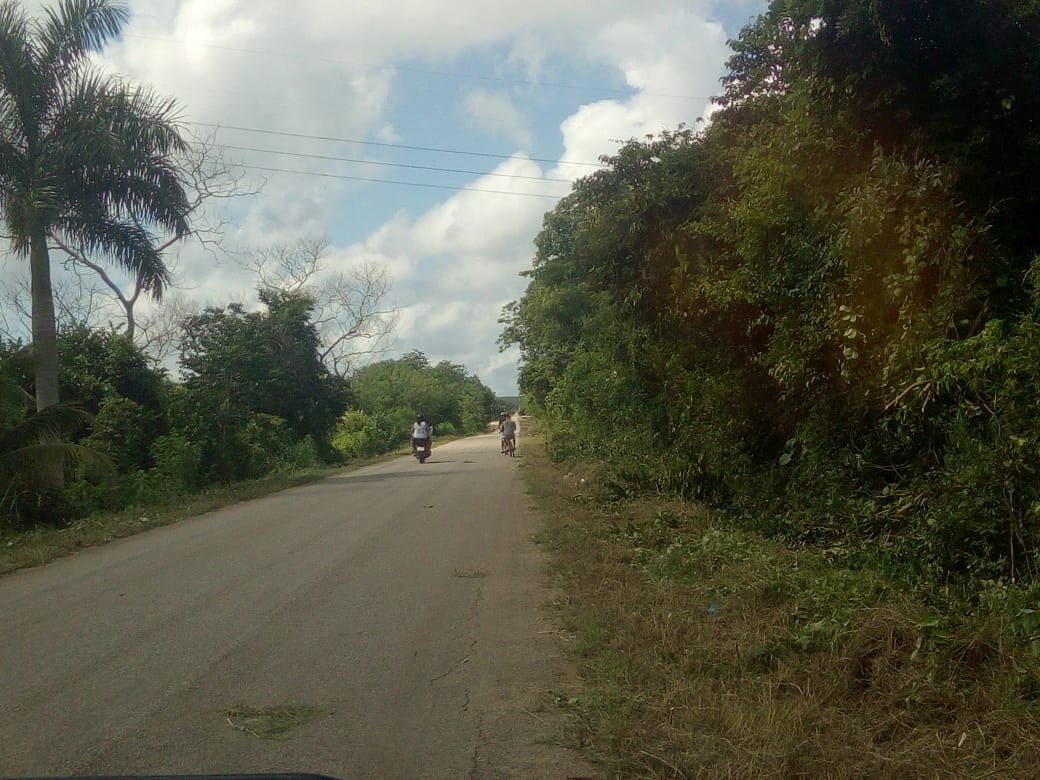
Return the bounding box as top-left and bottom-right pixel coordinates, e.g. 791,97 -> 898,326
211,143 -> 575,183
189,121 -> 606,168
236,164 -> 568,199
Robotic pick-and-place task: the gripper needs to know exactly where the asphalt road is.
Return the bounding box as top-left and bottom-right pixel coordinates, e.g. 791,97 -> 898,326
0,434 -> 593,780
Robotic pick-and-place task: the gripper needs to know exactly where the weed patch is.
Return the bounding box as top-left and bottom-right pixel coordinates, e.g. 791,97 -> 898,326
521,429 -> 1040,778
222,704 -> 331,740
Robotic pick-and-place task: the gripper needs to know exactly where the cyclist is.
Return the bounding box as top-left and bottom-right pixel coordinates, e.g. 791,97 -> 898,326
500,414 -> 517,455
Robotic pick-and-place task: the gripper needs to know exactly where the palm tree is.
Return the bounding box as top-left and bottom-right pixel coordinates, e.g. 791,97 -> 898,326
0,0 -> 190,414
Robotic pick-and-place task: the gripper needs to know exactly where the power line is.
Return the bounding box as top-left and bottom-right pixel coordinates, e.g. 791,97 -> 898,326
236,164 -> 568,199
211,143 -> 575,183
188,121 -> 607,169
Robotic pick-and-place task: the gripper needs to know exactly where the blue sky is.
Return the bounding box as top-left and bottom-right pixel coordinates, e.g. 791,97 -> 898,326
2,0 -> 770,395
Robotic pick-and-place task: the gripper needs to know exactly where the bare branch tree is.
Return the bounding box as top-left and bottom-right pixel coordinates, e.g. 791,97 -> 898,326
245,236 -> 328,294
174,127 -> 266,254
313,262 -> 399,377
47,127 -> 264,346
0,261 -> 31,342
243,236 -> 399,377
0,264 -> 105,340
51,243 -> 144,338
133,292 -> 202,370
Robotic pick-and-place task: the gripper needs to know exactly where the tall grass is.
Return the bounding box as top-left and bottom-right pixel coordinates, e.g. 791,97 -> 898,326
522,430 -> 1040,778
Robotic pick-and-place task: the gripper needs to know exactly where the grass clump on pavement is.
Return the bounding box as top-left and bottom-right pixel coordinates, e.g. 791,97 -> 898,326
222,703 -> 331,740
521,437 -> 1040,778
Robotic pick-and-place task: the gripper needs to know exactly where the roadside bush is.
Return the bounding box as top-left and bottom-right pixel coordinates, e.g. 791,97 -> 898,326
879,314 -> 1040,586
62,471 -> 126,517
287,435 -> 322,468
332,410 -> 398,458
84,396 -> 162,473
147,432 -> 203,495
239,413 -> 295,477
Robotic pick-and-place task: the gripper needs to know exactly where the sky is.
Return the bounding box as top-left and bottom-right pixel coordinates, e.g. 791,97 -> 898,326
2,0 -> 769,396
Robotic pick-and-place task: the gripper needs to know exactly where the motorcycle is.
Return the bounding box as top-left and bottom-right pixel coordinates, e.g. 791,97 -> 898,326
414,438 -> 431,463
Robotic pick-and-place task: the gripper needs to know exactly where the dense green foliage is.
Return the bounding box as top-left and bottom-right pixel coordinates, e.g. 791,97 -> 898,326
0,291 -> 348,524
338,350 -> 502,457
173,290 -> 352,484
0,342 -> 94,522
502,0 -> 1040,596
1,300 -> 501,526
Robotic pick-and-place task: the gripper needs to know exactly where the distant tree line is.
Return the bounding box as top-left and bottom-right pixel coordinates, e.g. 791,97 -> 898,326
1,303 -> 501,525
501,0 -> 1040,593
334,350 -> 502,459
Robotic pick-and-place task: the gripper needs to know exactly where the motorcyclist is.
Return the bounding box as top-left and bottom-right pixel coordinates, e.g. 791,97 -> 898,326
412,414 -> 431,455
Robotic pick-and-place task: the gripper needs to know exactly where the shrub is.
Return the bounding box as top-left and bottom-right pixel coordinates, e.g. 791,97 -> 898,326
85,396 -> 162,473
148,433 -> 203,495
288,435 -> 321,468
239,413 -> 295,477
332,410 -> 399,458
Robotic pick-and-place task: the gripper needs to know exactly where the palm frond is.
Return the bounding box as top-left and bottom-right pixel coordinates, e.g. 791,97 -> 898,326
0,2 -> 38,151
0,137 -> 23,184
0,399 -> 90,451
0,0 -> 192,423
15,62 -> 190,298
36,0 -> 127,77
0,384 -> 100,500
56,211 -> 170,297
0,3 -> 30,94
103,81 -> 188,157
0,439 -> 110,490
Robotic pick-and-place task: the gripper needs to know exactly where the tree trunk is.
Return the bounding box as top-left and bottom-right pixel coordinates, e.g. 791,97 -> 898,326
124,296 -> 135,342
30,232 -> 61,411
30,232 -> 66,492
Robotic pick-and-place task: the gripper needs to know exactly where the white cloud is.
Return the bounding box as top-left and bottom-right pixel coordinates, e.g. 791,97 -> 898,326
555,9 -> 730,169
410,158 -> 557,255
328,154 -> 557,390
112,2 -> 397,137
463,90 -> 533,149
2,0 -> 768,395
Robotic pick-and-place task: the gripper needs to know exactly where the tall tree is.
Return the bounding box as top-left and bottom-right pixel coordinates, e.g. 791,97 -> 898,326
241,236 -> 399,377
176,291 -> 351,482
0,0 -> 190,413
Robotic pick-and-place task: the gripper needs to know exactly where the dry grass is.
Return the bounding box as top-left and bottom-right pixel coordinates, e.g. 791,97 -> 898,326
520,434 -> 1040,779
